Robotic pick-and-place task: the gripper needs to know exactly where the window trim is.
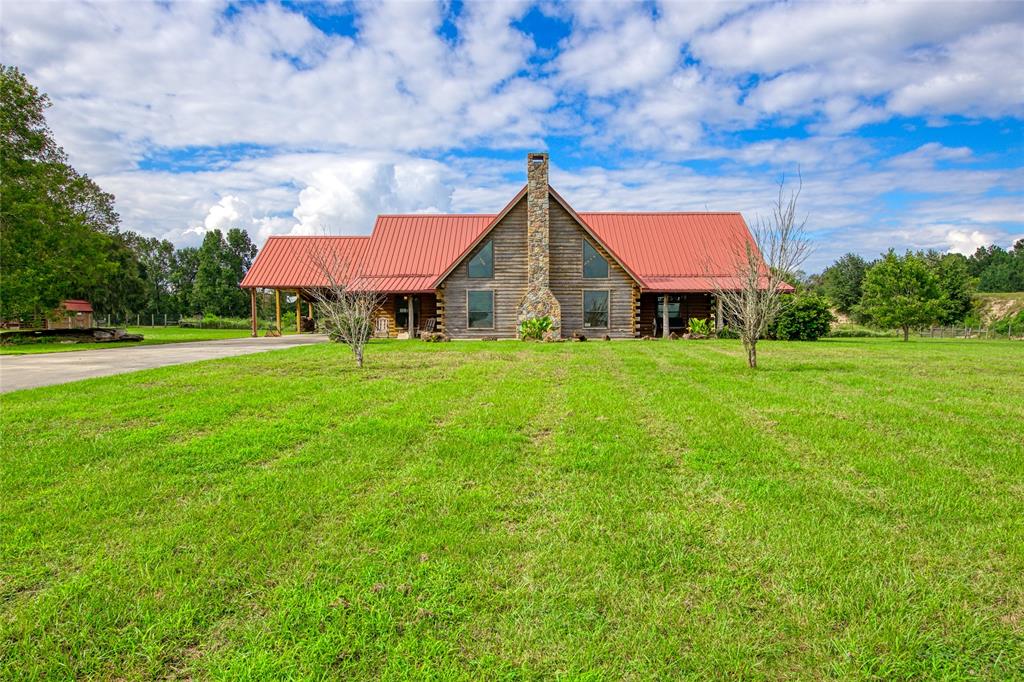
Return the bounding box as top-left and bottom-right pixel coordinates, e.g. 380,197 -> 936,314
466,289 -> 495,330
467,239 -> 494,279
582,239 -> 609,279
582,289 -> 611,330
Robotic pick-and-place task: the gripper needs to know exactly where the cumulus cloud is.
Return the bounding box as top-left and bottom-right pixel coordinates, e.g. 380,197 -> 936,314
1,0 -> 1021,271
188,196 -> 255,236
291,159 -> 452,234
945,228 -> 997,255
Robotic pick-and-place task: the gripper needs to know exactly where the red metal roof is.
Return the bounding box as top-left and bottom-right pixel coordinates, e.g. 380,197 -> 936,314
61,299 -> 93,313
239,236 -> 369,289
357,214 -> 494,292
240,194 -> 782,293
578,212 -> 769,292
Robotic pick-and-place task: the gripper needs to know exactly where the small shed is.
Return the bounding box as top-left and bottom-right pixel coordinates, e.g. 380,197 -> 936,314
47,299 -> 94,330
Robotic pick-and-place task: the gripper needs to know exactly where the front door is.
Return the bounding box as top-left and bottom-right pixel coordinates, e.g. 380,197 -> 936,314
395,295 -> 420,333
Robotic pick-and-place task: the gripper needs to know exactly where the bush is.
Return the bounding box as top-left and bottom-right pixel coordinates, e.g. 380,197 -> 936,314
519,316 -> 554,341
774,295 -> 835,341
179,315 -> 254,330
992,309 -> 1024,335
717,325 -> 740,339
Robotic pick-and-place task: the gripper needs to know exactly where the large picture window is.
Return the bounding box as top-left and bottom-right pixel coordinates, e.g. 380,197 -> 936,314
467,240 -> 494,278
583,290 -> 609,329
583,240 -> 608,279
467,290 -> 494,329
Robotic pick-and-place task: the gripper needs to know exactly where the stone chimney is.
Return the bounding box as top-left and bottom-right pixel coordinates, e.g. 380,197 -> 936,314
518,152 -> 561,337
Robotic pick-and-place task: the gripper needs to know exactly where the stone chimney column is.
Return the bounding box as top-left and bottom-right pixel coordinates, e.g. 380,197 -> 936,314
526,153 -> 551,289
519,152 -> 561,337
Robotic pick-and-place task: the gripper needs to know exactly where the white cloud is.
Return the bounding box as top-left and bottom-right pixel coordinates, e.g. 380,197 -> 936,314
189,196 -> 255,237
944,228 -> 997,255
1,0 -> 550,174
1,0 -> 1020,272
291,159 -> 452,234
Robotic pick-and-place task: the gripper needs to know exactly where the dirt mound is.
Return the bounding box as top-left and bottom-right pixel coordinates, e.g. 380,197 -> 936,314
976,293 -> 1024,324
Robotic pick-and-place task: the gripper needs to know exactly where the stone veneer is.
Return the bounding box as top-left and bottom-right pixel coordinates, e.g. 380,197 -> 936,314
518,152 -> 562,337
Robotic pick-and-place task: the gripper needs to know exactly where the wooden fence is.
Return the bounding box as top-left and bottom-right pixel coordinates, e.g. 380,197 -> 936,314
920,325 -> 1018,340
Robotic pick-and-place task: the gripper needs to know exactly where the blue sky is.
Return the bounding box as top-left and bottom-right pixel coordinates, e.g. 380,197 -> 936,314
3,0 -> 1022,272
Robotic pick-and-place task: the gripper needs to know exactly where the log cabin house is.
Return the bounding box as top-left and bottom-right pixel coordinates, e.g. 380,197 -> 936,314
240,153 -> 772,339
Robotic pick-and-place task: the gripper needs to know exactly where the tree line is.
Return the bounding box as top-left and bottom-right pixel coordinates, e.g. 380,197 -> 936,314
1,65 -> 257,324
802,243 -> 1024,339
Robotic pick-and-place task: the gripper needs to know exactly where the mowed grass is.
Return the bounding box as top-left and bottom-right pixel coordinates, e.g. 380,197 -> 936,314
0,326 -> 258,355
1,338 -> 1022,679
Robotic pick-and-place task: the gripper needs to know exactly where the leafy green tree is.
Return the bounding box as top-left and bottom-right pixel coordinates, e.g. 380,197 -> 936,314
774,294 -> 835,340
121,232 -> 178,316
224,228 -> 257,316
921,251 -> 976,325
170,247 -> 200,315
87,234 -> 147,321
968,243 -> 1024,292
193,230 -> 230,316
857,250 -> 943,341
819,253 -> 869,316
0,65 -> 120,322
191,228 -> 256,316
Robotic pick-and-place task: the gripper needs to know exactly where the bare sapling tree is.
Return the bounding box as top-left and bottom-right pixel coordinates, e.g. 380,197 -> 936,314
713,174 -> 810,368
307,241 -> 382,369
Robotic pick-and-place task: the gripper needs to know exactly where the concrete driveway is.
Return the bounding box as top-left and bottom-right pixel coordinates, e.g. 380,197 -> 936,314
0,334 -> 327,393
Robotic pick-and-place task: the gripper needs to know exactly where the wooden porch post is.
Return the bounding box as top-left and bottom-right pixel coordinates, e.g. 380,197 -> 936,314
408,295 -> 415,338
295,291 -> 301,334
662,293 -> 669,338
275,289 -> 282,333
716,295 -> 723,332
249,288 -> 257,337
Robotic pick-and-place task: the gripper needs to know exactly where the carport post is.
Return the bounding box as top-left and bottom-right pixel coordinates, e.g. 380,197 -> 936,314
295,291 -> 301,334
249,288 -> 257,337
275,289 -> 282,333
662,293 -> 669,338
716,296 -> 723,332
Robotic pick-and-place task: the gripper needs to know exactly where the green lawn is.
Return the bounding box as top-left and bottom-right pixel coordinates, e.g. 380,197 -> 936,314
1,338 -> 1022,679
0,326 -> 258,354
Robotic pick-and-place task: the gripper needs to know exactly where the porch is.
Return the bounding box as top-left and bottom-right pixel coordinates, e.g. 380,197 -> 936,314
374,293 -> 438,338
637,292 -> 719,337
246,289 -> 438,338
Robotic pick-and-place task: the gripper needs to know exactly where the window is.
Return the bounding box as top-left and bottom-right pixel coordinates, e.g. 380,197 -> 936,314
468,290 -> 494,328
583,290 -> 609,328
583,240 -> 608,278
467,240 -> 493,278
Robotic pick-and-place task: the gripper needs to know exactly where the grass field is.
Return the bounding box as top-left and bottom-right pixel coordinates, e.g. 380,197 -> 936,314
1,338 -> 1022,679
0,326 -> 258,355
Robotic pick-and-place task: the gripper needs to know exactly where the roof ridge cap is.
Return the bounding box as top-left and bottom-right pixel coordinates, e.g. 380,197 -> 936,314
376,213 -> 496,217
579,211 -> 743,215
266,234 -> 370,239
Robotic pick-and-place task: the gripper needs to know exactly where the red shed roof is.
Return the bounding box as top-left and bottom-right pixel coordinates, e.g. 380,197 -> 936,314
61,299 -> 93,313
240,190 -> 782,293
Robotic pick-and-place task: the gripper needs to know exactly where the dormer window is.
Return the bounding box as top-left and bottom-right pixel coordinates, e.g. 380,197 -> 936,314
468,240 -> 493,278
583,240 -> 608,279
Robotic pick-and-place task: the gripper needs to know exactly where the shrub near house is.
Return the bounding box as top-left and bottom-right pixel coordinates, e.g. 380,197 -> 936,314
774,295 -> 835,341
